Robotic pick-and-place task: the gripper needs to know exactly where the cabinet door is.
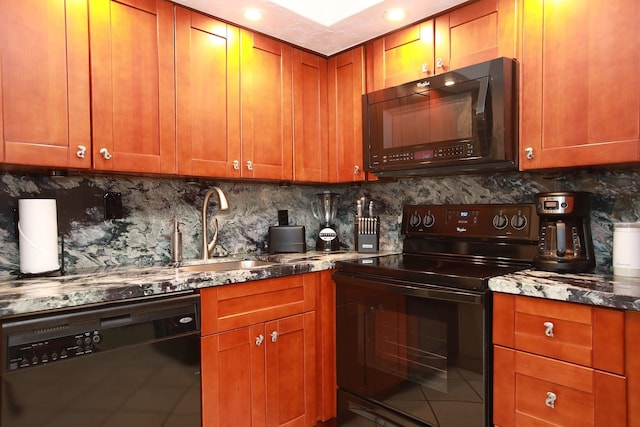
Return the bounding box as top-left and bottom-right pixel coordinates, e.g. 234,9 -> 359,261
201,324 -> 266,427
0,0 -> 90,169
89,0 -> 176,174
435,0 -> 519,73
265,313 -> 317,427
328,47 -> 367,183
292,49 -> 328,183
176,8 -> 240,178
240,30 -> 293,180
364,21 -> 434,93
520,0 -> 640,170
626,311 -> 640,427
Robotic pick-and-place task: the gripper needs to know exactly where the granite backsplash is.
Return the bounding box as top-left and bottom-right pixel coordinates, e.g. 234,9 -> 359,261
0,168 -> 638,277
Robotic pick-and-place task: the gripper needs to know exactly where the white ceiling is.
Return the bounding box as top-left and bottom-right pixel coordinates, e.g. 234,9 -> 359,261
172,0 -> 470,56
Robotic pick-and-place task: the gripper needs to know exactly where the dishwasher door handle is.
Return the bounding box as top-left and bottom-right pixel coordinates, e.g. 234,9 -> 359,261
100,314 -> 132,328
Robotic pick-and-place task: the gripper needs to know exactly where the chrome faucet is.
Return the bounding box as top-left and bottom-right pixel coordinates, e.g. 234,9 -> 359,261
202,187 -> 229,260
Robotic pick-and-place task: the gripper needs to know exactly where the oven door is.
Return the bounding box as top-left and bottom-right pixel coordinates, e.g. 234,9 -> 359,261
334,272 -> 491,427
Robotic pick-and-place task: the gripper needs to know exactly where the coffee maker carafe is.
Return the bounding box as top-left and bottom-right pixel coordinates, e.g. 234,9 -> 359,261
534,191 -> 596,273
311,191 -> 340,251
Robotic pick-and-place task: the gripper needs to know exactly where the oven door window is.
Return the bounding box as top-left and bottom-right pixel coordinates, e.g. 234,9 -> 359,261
337,282 -> 487,427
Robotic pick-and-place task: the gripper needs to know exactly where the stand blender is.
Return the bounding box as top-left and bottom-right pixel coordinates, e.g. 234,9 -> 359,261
311,191 -> 340,251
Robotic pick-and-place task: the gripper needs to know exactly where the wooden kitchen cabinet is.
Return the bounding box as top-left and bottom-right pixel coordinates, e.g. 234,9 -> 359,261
200,274 -> 319,426
364,20 -> 435,93
434,0 -> 519,73
626,311 -> 640,427
327,47 -> 368,183
492,293 -> 627,426
239,30 -> 293,180
89,0 -> 176,174
175,7 -> 241,178
520,0 -> 640,170
0,0 -> 91,169
292,49 -> 329,183
364,0 -> 519,93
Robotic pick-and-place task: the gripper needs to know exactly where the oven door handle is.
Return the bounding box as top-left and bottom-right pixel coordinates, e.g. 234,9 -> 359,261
333,272 -> 484,305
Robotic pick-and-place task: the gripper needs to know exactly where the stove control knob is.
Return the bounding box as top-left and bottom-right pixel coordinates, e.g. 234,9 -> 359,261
408,211 -> 421,228
511,212 -> 528,230
423,213 -> 435,228
493,213 -> 508,229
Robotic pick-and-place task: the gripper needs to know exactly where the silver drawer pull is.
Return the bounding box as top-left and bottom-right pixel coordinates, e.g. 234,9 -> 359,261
271,331 -> 278,343
545,391 -> 557,409
543,321 -> 554,337
255,334 -> 264,347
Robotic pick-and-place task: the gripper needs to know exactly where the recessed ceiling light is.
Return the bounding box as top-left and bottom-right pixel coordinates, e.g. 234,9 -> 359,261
384,8 -> 407,22
243,8 -> 263,21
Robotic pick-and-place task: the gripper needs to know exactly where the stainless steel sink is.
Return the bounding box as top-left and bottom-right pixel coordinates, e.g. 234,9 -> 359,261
178,259 -> 277,272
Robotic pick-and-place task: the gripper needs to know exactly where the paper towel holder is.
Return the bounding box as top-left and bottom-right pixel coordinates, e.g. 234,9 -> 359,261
13,201 -> 66,278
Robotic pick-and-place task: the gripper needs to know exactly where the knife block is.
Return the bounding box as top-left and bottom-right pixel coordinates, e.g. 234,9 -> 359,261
355,216 -> 379,253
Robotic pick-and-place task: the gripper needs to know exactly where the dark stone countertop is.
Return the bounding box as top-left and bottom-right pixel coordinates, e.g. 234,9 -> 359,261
488,269 -> 640,311
0,251 -> 392,318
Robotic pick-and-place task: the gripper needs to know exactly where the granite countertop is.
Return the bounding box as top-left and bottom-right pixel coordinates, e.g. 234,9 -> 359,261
4,251 -> 639,318
0,251 -> 394,318
489,269 -> 640,311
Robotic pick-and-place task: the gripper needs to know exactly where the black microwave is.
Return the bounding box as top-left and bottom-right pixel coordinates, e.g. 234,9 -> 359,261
363,57 -> 518,177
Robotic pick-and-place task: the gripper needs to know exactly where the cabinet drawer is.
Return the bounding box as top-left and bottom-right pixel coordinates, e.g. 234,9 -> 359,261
513,351 -> 626,427
495,295 -> 624,374
200,274 -> 318,335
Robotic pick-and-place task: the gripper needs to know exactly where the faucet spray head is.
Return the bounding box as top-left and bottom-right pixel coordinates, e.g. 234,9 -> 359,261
215,187 -> 229,210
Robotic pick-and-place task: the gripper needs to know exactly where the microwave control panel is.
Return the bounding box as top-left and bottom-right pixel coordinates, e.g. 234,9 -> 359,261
372,142 -> 476,167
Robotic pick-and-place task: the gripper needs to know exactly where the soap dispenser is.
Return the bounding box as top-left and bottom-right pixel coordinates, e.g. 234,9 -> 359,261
171,220 -> 183,263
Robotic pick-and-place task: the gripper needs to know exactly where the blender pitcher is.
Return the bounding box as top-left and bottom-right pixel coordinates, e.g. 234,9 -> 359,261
311,191 -> 340,251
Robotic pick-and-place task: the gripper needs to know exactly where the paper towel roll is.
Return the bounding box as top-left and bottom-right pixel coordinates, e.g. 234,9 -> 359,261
18,199 -> 60,274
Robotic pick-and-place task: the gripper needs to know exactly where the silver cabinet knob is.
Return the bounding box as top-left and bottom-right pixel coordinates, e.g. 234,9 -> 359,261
543,321 -> 554,337
525,147 -> 534,160
76,145 -> 87,159
436,58 -> 444,69
255,334 -> 264,347
246,160 -> 253,171
421,63 -> 428,73
271,331 -> 278,343
545,391 -> 557,409
99,148 -> 113,160
233,160 -> 240,170
354,165 -> 360,174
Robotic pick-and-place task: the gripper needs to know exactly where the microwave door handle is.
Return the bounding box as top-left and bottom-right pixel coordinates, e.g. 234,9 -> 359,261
475,76 -> 490,118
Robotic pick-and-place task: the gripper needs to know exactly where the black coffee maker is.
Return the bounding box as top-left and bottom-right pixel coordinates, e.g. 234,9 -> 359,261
534,191 -> 596,273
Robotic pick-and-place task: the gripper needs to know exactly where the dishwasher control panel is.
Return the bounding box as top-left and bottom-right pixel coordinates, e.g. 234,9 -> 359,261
2,293 -> 200,373
7,330 -> 101,371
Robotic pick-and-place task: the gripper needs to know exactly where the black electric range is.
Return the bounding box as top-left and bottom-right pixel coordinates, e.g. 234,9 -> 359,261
333,203 -> 539,427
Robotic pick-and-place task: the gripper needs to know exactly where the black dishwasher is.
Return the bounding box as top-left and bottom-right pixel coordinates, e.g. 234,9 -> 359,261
1,293 -> 201,427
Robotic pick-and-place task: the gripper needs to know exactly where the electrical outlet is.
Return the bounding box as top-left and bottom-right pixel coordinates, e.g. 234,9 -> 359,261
104,192 -> 123,220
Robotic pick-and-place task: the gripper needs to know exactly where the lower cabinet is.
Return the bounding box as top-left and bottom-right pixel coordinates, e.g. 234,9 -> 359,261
492,293 -> 627,426
200,273 -> 328,427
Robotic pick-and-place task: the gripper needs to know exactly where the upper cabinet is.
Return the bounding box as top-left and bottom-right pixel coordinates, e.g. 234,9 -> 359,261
292,49 -> 329,183
0,0 -> 91,169
239,30 -> 293,180
175,8 -> 240,178
89,0 -> 176,174
364,20 -> 435,93
328,47 -> 368,183
364,0 -> 519,93
520,0 -> 640,170
434,0 -> 519,73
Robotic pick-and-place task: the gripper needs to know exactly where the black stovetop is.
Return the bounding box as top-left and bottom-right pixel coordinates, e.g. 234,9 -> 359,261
336,203 -> 540,291
335,254 -> 530,291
